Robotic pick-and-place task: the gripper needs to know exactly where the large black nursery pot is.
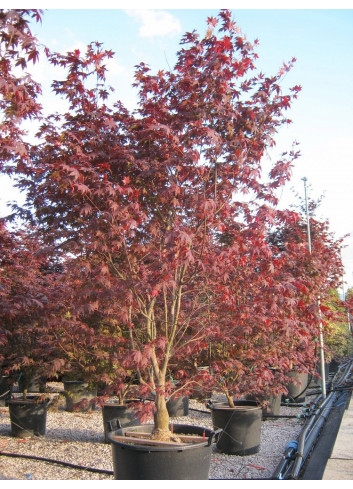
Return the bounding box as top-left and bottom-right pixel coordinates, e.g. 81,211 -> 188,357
63,380 -> 97,412
8,396 -> 49,437
166,394 -> 189,417
309,362 -> 329,388
0,376 -> 13,407
18,372 -> 47,394
329,358 -> 340,374
247,393 -> 281,416
102,400 -> 141,443
262,394 -> 281,416
208,399 -> 262,455
284,371 -> 309,403
107,423 -> 220,480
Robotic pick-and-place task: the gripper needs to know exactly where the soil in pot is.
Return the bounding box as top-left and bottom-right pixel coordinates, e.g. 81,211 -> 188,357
208,400 -> 262,455
8,396 -> 48,437
63,380 -> 97,412
167,394 -> 189,417
107,423 -> 217,480
102,400 -> 141,443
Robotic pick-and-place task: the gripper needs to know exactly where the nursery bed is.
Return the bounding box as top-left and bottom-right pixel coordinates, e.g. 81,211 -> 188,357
0,385 -> 305,480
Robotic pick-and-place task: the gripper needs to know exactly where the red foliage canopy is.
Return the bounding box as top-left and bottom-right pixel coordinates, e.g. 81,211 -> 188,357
0,10 -> 344,426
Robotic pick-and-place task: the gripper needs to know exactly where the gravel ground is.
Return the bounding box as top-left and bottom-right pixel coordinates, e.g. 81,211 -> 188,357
0,384 -> 305,480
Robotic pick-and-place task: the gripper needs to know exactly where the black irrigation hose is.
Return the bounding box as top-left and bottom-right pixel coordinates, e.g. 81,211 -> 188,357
305,385 -> 353,398
0,450 -> 114,475
281,402 -> 305,407
263,414 -> 303,419
189,407 -> 211,414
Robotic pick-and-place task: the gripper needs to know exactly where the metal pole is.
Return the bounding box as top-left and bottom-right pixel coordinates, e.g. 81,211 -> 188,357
302,177 -> 326,399
317,296 -> 327,399
302,177 -> 312,254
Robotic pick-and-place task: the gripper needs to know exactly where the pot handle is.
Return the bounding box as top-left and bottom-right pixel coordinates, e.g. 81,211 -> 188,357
206,399 -> 213,410
207,428 -> 222,446
106,417 -> 122,433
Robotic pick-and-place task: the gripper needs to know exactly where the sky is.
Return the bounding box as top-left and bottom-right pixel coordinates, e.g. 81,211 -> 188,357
1,2 -> 353,290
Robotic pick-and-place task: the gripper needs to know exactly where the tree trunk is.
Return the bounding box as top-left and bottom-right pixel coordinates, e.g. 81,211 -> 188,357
153,392 -> 170,434
226,392 -> 235,408
152,392 -> 182,442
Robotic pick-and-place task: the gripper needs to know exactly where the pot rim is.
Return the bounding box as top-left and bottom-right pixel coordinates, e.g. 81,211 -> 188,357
63,380 -> 89,385
208,401 -> 261,412
108,423 -> 216,452
103,399 -> 141,407
8,397 -> 49,406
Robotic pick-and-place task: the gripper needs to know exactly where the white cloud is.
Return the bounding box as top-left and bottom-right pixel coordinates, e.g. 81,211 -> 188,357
125,9 -> 182,38
105,56 -> 126,78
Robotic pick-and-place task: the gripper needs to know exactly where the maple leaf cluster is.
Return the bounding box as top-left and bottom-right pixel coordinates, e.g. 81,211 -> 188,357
0,9 -> 43,174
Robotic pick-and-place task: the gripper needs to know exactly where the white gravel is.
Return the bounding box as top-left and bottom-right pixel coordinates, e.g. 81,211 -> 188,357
0,384 -> 306,480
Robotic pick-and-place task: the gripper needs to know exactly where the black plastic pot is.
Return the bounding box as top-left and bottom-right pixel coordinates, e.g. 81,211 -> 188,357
102,400 -> 141,443
309,362 -> 329,388
285,371 -> 309,402
8,396 -> 48,437
208,400 -> 262,455
63,380 -> 97,412
167,395 -> 189,417
107,423 -> 220,480
0,376 -> 13,407
18,373 -> 46,393
263,394 -> 281,416
329,358 -> 340,373
247,393 -> 281,416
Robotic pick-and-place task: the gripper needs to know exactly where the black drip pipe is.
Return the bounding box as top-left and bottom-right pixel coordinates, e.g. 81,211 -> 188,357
189,407 -> 211,414
304,386 -> 349,397
263,414 -> 303,419
281,402 -> 305,407
282,394 -> 324,413
0,450 -> 114,475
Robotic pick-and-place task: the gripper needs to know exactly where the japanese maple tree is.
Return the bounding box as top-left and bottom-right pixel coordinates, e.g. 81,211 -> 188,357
266,200 -> 345,381
207,200 -> 345,406
0,222 -> 66,397
5,10 -> 305,438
